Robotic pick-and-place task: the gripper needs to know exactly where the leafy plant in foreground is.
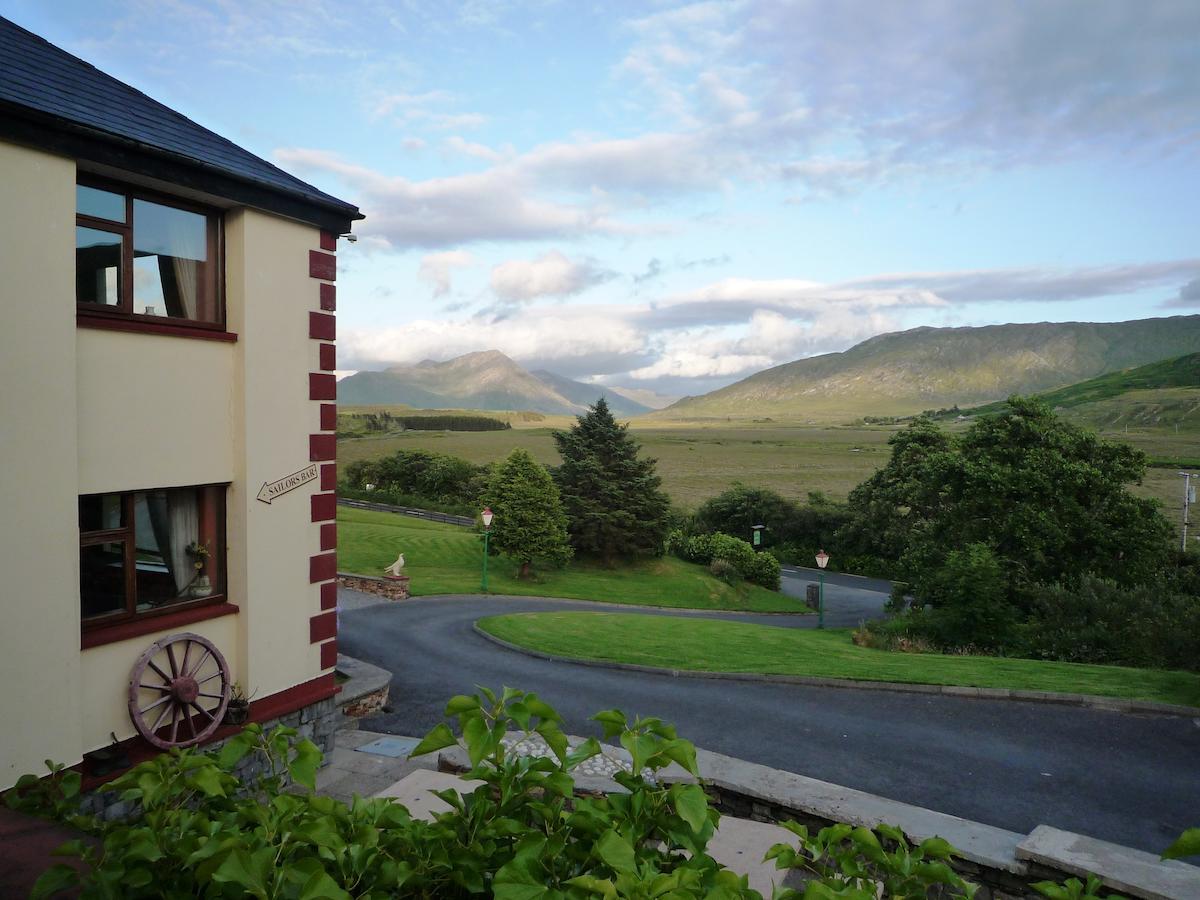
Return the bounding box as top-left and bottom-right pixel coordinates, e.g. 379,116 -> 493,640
11,687 -> 1155,899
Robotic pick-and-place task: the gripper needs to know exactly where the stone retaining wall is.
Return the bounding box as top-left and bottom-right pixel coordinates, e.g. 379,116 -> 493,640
77,695 -> 345,822
338,572 -> 410,600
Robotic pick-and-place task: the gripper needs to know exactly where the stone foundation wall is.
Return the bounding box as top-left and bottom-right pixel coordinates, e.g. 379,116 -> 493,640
338,572 -> 410,600
77,695 -> 345,822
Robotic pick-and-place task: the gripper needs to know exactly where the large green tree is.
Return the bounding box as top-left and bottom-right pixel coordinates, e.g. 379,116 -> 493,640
553,398 -> 671,564
838,396 -> 1172,608
482,448 -> 572,578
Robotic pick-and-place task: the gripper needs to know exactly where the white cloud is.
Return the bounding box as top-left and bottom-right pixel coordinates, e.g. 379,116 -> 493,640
275,148 -> 632,247
490,251 -> 614,302
417,250 -> 474,297
1164,278 -> 1200,309
339,258 -> 1200,393
444,135 -> 504,162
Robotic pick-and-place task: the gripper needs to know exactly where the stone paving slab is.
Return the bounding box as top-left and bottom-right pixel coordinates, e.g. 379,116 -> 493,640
1017,825 -> 1200,900
315,729 -> 436,805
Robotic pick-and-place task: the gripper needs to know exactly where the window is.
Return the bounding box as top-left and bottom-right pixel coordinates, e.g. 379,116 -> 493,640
76,180 -> 223,328
79,485 -> 226,626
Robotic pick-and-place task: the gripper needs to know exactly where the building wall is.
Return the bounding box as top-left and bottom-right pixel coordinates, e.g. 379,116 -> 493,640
225,208 -> 332,702
0,142 -> 84,788
0,139 -> 338,785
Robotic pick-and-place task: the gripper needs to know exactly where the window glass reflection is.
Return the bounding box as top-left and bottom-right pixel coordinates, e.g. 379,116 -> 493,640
77,185 -> 125,222
133,199 -> 211,321
79,494 -> 124,531
76,226 -> 122,306
80,542 -> 126,618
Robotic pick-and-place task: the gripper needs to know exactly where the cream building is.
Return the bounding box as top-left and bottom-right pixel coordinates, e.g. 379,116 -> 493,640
0,17 -> 362,791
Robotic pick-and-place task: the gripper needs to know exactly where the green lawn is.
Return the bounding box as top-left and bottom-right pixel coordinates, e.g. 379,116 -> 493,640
477,612 -> 1200,707
337,506 -> 802,612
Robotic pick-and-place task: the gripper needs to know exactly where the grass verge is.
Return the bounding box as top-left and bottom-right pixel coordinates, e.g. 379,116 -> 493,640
338,506 -> 802,612
476,612 -> 1200,707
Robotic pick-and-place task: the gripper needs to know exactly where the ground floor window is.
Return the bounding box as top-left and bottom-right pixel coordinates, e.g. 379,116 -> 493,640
79,484 -> 226,626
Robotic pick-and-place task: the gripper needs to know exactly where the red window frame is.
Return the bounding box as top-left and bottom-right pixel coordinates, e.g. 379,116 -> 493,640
79,485 -> 229,636
75,176 -> 226,334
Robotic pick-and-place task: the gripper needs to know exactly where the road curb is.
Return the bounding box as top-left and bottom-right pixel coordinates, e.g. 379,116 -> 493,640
471,624 -> 1199,719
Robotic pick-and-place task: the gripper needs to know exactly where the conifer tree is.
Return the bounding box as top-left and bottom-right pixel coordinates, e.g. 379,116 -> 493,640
482,448 -> 572,578
553,398 -> 671,564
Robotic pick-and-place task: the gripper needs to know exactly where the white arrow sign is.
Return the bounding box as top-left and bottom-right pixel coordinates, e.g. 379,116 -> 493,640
257,464 -> 319,504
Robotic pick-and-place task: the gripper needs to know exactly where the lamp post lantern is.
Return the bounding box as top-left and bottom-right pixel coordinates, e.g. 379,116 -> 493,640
815,549 -> 829,629
480,507 -> 494,591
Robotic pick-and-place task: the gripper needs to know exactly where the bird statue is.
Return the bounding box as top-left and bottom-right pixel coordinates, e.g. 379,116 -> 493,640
384,552 -> 406,578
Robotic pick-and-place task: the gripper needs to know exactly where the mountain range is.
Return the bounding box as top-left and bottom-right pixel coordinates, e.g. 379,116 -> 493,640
649,315 -> 1200,422
337,350 -> 653,417
337,316 -> 1200,422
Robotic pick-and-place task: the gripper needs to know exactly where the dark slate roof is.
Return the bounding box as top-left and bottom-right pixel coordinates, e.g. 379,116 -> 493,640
0,16 -> 361,231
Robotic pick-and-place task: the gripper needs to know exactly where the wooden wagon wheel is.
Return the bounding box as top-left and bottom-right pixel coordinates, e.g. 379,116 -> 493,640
128,632 -> 231,749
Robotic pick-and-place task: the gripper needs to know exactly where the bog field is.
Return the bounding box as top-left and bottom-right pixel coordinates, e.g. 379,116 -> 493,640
337,409 -> 1194,534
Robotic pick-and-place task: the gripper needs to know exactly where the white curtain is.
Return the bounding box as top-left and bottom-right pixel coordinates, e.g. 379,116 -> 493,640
145,489 -> 199,595
168,490 -> 199,594
171,256 -> 199,320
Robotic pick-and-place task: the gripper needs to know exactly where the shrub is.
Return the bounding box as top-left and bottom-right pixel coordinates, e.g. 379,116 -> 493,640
744,552 -> 781,590
1024,575 -> 1200,670
672,532 -> 779,589
344,449 -> 486,508
918,543 -> 1018,650
709,558 -> 741,585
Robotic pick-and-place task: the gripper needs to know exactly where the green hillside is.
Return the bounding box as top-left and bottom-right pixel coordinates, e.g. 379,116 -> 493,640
648,316 -> 1200,423
952,352 -> 1200,422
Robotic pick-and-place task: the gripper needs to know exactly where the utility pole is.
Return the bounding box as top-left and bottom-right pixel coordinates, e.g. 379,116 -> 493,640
1181,473 -> 1196,553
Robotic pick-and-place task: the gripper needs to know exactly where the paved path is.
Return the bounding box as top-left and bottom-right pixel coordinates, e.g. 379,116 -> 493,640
337,578 -> 1200,855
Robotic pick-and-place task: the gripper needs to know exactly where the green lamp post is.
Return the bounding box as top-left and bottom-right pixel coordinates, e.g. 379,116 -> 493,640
480,507 -> 494,592
815,549 -> 829,629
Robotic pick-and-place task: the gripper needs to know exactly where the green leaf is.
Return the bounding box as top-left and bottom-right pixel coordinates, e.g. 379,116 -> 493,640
463,714 -> 492,767
525,695 -> 560,722
659,739 -> 699,776
620,731 -> 657,775
30,864 -> 79,900
297,866 -> 352,900
445,694 -> 482,715
566,737 -> 602,769
1162,828 -> 1200,860
672,784 -> 710,834
535,720 -> 569,764
1032,882 -> 1071,900
409,723 -> 457,758
212,848 -> 271,898
289,739 -> 322,791
596,829 -> 637,875
917,835 -> 957,860
591,709 -> 627,738
217,733 -> 254,769
493,886 -> 547,900
188,765 -> 227,798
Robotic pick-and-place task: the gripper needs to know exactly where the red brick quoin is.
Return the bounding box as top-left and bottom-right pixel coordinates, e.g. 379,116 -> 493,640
309,234 -> 337,662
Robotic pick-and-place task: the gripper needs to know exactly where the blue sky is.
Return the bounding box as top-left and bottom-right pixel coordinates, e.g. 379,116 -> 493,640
8,0 -> 1199,397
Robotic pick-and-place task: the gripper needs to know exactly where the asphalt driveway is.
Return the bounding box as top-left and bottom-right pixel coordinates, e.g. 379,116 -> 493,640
337,577 -> 1200,855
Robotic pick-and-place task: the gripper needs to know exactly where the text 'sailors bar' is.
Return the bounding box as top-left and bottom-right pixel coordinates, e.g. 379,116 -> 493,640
256,464 -> 320,504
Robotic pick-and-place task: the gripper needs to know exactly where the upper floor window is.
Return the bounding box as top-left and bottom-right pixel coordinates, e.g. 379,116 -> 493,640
76,180 -> 223,329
